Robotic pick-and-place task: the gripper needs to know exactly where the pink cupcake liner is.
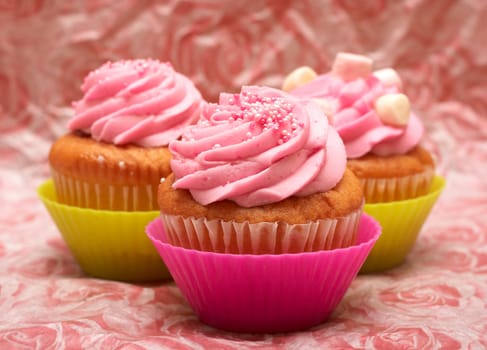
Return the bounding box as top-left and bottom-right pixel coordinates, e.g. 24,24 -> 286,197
146,214 -> 381,333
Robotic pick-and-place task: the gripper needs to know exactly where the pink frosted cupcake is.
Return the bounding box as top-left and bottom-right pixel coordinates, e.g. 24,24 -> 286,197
284,53 -> 435,203
49,59 -> 204,210
147,86 -> 381,332
157,86 -> 364,254
283,53 -> 445,272
40,59 -> 205,282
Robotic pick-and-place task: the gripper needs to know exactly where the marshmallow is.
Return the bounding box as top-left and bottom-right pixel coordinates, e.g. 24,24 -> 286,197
282,66 -> 317,92
374,93 -> 410,127
331,52 -> 373,82
373,68 -> 403,90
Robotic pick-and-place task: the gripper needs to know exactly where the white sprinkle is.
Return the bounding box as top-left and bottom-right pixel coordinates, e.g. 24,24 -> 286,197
97,155 -> 105,164
118,161 -> 126,169
160,177 -> 166,183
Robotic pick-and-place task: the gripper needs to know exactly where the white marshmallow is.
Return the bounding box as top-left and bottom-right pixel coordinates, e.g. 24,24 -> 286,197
331,52 -> 373,81
282,66 -> 317,92
373,68 -> 403,90
374,93 -> 410,127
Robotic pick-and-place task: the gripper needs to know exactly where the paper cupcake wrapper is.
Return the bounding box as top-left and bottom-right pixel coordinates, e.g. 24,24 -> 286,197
146,214 -> 381,333
360,166 -> 434,203
51,169 -> 159,211
360,175 -> 445,273
160,207 -> 362,254
37,179 -> 171,282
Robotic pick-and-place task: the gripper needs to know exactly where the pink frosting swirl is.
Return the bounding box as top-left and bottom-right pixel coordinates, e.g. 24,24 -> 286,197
68,59 -> 204,147
291,73 -> 423,159
169,86 -> 346,207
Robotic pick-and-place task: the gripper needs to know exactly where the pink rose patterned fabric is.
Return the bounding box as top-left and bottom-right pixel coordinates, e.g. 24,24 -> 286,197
1,1 -> 487,348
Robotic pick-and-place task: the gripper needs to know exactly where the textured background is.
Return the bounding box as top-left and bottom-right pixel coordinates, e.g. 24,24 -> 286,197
1,0 -> 487,348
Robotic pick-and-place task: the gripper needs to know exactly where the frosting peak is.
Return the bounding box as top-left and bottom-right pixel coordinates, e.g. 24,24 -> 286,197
169,86 -> 346,207
68,59 -> 204,147
287,53 -> 423,158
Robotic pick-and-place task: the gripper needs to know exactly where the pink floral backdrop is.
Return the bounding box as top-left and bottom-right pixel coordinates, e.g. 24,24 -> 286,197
1,0 -> 487,348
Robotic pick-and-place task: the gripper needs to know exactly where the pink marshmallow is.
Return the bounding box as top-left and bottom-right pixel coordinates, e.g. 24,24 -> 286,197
331,52 -> 373,82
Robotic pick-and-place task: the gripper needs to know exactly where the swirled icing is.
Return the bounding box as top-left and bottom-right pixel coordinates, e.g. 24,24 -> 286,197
169,86 -> 347,207
69,59 -> 203,147
290,55 -> 423,158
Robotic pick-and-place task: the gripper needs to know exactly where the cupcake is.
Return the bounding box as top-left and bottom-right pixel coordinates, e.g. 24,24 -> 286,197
157,85 -> 364,254
285,52 -> 434,203
283,53 -> 445,271
147,85 -> 381,333
50,59 -> 203,210
39,59 -> 205,282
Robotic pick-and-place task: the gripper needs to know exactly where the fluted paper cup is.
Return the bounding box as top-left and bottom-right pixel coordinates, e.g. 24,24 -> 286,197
360,167 -> 435,203
160,207 -> 362,255
51,169 -> 159,211
146,214 -> 381,333
38,179 -> 171,282
360,175 -> 445,273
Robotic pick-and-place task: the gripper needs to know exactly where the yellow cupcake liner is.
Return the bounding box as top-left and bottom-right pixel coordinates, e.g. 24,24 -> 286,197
37,179 -> 171,282
359,175 -> 445,273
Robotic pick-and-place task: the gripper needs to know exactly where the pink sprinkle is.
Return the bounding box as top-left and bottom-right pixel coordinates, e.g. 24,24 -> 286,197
208,90 -> 304,145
